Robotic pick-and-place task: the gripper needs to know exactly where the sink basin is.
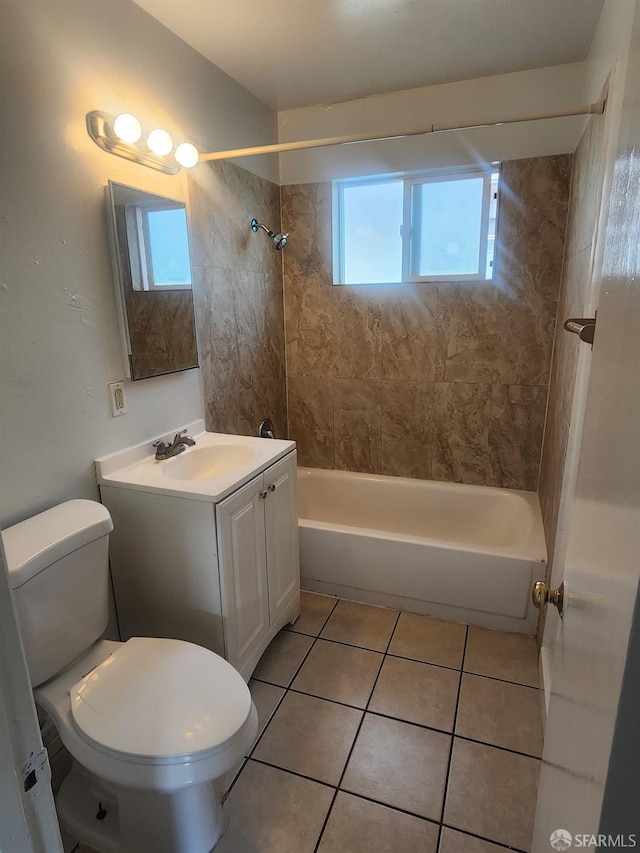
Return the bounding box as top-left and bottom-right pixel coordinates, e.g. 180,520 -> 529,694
95,422 -> 296,502
162,445 -> 257,481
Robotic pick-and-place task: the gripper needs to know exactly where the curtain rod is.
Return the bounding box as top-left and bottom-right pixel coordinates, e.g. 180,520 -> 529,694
200,101 -> 605,162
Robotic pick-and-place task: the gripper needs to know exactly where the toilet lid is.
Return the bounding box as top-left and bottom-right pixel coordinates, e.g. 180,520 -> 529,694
70,637 -> 252,761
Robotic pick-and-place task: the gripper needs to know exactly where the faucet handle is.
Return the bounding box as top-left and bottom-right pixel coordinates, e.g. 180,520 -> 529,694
172,429 -> 196,447
152,440 -> 167,449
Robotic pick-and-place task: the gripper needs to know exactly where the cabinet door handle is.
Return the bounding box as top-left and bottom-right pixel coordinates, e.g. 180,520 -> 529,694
260,491 -> 268,500
268,484 -> 276,492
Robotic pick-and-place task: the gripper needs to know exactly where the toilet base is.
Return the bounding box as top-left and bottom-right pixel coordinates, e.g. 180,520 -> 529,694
57,765 -> 223,853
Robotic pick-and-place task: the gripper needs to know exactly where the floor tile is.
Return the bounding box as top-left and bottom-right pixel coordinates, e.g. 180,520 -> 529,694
214,678 -> 286,792
317,791 -> 439,853
388,612 -> 466,669
464,627 -> 539,687
252,630 -> 314,686
456,674 -> 543,756
286,591 -> 337,636
369,655 -> 460,731
320,600 -> 398,651
439,827 -> 507,852
215,760 -> 334,853
249,678 -> 286,744
341,713 -> 451,821
292,639 -> 383,708
253,691 -> 363,785
444,738 -> 540,851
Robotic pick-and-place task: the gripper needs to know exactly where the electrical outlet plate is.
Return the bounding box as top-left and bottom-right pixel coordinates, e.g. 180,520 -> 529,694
108,381 -> 127,417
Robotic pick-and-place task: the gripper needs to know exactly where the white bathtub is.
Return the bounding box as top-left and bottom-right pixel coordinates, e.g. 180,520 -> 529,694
298,467 -> 547,634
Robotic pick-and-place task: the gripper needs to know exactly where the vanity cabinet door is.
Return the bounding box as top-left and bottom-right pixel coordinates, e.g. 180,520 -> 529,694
216,474 -> 270,675
264,452 -> 300,625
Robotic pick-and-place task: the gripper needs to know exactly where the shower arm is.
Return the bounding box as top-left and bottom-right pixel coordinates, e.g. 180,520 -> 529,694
254,221 -> 273,237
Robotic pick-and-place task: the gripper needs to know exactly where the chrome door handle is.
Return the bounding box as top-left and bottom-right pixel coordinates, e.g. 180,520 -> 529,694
563,317 -> 596,345
532,581 -> 564,615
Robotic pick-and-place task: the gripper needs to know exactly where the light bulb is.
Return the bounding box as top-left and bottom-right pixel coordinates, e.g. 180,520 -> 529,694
175,142 -> 199,168
113,113 -> 142,144
147,128 -> 173,156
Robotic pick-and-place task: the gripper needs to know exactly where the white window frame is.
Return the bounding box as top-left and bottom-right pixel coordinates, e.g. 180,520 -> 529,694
332,165 -> 497,286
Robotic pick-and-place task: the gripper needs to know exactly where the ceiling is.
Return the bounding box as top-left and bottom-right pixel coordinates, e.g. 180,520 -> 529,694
133,0 -> 605,112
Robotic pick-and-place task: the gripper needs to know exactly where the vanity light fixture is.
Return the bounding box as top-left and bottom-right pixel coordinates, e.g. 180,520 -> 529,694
147,128 -> 173,156
86,111 -> 200,175
113,113 -> 142,144
175,142 -> 200,168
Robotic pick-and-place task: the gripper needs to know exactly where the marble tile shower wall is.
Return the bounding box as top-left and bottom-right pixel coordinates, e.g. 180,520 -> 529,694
189,161 -> 287,439
282,155 -> 572,491
538,116 -> 605,565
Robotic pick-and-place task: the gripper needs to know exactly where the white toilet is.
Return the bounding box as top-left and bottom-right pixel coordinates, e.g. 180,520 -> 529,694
4,499 -> 258,853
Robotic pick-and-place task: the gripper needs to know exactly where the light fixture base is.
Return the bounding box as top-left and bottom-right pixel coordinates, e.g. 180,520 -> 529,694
86,111 -> 180,175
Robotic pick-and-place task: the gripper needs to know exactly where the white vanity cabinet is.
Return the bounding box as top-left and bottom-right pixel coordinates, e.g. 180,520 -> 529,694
99,447 -> 300,681
217,454 -> 299,676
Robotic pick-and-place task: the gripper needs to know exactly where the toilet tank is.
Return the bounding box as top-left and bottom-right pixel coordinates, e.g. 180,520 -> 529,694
3,500 -> 114,687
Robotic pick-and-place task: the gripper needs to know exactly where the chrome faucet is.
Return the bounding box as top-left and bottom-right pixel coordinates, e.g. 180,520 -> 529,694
153,430 -> 196,461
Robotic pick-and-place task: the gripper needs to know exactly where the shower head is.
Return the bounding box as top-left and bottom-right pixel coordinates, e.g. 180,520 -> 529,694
251,218 -> 288,251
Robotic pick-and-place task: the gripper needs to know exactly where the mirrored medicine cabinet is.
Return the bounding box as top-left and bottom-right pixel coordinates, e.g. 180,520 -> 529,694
105,181 -> 199,381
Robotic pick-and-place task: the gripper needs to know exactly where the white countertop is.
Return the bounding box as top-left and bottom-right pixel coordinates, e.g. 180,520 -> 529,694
95,420 -> 296,503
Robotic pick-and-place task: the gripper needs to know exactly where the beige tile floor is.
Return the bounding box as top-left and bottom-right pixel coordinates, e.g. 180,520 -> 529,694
54,591 -> 543,853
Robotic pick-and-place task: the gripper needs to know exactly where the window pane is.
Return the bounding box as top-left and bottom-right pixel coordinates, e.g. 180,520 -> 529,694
411,177 -> 484,277
342,180 -> 403,284
147,208 -> 191,286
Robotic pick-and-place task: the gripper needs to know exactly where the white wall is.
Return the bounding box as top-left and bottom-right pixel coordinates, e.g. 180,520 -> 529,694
0,0 -> 278,527
278,62 -> 593,184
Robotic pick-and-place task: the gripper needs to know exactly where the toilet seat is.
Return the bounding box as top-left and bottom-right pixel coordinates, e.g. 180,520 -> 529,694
36,637 -> 257,790
70,637 -> 252,765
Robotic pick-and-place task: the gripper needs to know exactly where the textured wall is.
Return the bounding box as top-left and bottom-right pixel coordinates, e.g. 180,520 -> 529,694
189,161 -> 287,439
538,116 -> 605,563
0,0 -> 276,528
282,155 -> 571,490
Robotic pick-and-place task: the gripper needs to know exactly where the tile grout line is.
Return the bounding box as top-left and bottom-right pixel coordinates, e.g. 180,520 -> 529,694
436,624 -> 469,852
249,756 -> 337,791
224,598 -> 340,801
232,599 -> 540,851
257,685 -> 542,761
284,630 -> 540,690
440,823 -> 528,853
250,598 -> 340,756
312,609 -> 402,853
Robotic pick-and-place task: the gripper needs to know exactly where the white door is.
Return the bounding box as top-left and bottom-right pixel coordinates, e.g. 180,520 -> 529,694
217,474 -> 270,674
0,535 -> 63,853
532,4 -> 640,847
264,452 -> 300,624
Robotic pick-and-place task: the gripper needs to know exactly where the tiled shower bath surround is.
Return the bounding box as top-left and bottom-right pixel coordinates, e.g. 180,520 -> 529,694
53,592 -> 543,853
189,161 -> 287,441
283,155 -> 572,490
